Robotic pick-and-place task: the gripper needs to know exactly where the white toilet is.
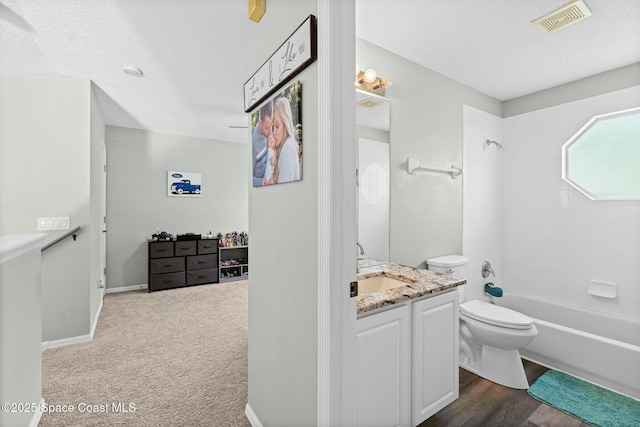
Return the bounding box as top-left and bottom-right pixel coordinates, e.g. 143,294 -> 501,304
426,255 -> 538,389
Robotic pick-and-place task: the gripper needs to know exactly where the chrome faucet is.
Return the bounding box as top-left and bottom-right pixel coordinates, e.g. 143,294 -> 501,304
481,261 -> 495,278
356,241 -> 365,256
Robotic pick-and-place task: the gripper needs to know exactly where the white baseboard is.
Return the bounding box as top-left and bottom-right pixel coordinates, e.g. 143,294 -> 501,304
90,297 -> 103,340
245,403 -> 263,427
42,333 -> 92,352
105,283 -> 148,294
29,398 -> 44,427
41,291 -> 104,352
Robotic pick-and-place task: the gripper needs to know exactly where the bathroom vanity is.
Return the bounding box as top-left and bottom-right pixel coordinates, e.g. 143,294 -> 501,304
354,259 -> 465,427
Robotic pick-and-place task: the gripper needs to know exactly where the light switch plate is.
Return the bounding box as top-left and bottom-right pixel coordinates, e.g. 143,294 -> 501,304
37,217 -> 70,231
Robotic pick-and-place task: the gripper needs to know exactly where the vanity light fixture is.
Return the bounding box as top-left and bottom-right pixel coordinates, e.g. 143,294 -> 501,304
355,63 -> 392,96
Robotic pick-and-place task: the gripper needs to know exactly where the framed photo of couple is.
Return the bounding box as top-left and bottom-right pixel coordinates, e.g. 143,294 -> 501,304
251,80 -> 302,187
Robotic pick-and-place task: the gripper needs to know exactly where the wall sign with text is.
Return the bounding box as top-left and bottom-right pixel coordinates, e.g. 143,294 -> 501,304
244,14 -> 316,113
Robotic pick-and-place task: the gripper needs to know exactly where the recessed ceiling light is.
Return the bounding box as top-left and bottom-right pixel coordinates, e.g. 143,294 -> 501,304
122,66 -> 144,77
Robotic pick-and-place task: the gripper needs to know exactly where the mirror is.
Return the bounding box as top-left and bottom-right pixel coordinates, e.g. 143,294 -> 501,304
357,137 -> 390,261
356,89 -> 391,264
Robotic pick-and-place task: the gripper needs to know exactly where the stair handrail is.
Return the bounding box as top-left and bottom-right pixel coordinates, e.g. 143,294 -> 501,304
41,226 -> 82,252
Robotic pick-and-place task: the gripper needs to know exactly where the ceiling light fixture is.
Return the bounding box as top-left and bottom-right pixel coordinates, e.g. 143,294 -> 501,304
355,63 -> 392,96
122,66 -> 144,77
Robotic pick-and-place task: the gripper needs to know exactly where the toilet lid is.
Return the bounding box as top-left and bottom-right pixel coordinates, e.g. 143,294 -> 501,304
460,300 -> 533,330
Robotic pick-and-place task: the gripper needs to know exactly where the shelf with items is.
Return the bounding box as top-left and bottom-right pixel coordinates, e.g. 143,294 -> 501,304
219,245 -> 249,283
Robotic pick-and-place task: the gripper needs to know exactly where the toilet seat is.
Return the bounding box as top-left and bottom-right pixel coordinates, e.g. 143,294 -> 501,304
460,300 -> 533,330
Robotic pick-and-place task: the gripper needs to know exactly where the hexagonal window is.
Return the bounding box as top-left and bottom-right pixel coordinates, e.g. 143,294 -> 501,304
562,107 -> 640,200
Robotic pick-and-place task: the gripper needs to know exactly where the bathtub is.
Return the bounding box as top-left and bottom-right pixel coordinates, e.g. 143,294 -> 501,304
497,293 -> 640,400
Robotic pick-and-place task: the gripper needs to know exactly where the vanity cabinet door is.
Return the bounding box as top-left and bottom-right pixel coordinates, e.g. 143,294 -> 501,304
411,290 -> 459,426
355,304 -> 411,427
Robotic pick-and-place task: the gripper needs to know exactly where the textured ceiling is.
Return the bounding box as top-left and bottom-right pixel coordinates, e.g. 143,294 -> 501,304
0,0 -> 249,143
1,0 -> 639,144
356,0 -> 640,101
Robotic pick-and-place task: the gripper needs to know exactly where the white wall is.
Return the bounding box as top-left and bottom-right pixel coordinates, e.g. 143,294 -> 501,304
89,83 -> 106,326
462,105 -> 504,302
0,239 -> 44,427
0,74 -> 101,342
503,86 -> 640,320
105,126 -> 248,289
247,1 -> 323,425
356,39 -> 502,268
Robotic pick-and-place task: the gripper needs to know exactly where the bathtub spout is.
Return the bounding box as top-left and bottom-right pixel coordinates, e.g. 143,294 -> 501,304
485,282 -> 503,298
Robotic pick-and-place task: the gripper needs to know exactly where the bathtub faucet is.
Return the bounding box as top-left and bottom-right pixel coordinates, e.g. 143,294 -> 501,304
481,261 -> 495,278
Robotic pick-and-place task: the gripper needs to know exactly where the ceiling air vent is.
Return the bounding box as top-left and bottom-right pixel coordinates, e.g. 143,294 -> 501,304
533,0 -> 592,34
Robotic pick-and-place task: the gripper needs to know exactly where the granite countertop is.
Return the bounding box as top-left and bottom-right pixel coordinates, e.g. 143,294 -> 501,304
356,258 -> 466,315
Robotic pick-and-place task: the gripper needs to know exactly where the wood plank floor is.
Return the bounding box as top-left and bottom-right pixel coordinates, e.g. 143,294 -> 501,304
419,360 -> 591,427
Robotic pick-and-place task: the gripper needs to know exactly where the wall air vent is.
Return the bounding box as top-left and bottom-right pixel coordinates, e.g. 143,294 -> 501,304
357,97 -> 384,108
533,0 -> 592,34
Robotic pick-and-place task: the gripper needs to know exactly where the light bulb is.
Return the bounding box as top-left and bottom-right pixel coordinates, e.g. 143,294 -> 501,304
364,68 -> 377,83
355,63 -> 360,76
381,76 -> 392,88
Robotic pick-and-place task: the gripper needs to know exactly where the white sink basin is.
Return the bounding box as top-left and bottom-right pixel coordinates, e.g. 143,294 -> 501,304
358,275 -> 408,295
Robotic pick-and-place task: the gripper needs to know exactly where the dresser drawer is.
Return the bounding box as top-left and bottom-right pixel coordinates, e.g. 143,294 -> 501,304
150,257 -> 185,274
186,268 -> 218,285
149,241 -> 174,258
187,254 -> 217,270
197,240 -> 219,254
175,241 -> 197,256
149,272 -> 185,291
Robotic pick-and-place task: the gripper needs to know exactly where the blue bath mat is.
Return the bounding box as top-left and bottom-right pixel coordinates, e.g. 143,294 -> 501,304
528,370 -> 640,427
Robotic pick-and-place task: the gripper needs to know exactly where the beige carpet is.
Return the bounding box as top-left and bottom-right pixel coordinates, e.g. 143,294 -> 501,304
40,281 -> 250,427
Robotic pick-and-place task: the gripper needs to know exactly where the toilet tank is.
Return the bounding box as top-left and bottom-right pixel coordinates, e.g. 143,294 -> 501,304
426,255 -> 468,278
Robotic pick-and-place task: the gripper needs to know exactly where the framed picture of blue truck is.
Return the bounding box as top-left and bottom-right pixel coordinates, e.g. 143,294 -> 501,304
168,171 -> 202,197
